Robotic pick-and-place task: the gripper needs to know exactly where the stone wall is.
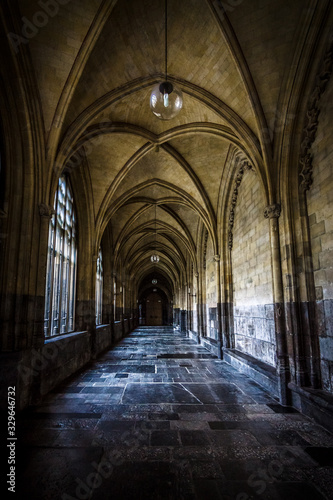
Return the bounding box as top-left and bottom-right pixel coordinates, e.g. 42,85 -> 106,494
232,168 -> 275,366
40,331 -> 91,396
308,75 -> 333,393
113,321 -> 123,342
95,324 -> 112,355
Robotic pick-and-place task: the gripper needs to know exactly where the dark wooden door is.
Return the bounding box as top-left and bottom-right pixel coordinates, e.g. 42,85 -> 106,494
146,292 -> 163,326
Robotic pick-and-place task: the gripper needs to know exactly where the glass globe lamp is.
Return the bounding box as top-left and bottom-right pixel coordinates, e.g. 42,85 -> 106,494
152,279 -> 158,284
150,81 -> 183,120
151,255 -> 160,263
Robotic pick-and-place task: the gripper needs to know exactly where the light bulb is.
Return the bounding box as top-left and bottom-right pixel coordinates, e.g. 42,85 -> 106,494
163,92 -> 169,107
150,81 -> 183,120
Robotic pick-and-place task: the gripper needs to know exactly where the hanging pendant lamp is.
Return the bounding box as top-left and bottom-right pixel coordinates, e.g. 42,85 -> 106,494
150,0 -> 183,120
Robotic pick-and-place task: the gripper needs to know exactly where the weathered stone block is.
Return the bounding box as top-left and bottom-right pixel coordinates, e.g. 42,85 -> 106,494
310,220 -> 326,239
319,337 -> 333,361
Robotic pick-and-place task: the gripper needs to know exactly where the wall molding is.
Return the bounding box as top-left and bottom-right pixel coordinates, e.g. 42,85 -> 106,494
299,33 -> 333,192
228,157 -> 253,250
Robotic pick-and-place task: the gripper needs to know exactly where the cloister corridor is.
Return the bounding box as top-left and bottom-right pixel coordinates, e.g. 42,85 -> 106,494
17,326 -> 333,500
1,1 -> 333,498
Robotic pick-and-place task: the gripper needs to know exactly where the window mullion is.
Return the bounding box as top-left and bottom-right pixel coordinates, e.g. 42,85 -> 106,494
47,219 -> 56,336
67,204 -> 73,332
50,190 -> 60,336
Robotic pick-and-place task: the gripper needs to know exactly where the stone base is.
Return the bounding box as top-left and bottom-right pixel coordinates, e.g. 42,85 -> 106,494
289,382 -> 333,433
0,322 -> 138,411
223,348 -> 278,397
41,331 -> 92,399
188,330 -> 199,342
113,321 -> 123,342
200,336 -> 221,358
95,324 -> 112,356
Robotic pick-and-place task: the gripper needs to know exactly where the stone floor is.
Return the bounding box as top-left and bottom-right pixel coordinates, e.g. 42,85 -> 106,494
17,326 -> 333,499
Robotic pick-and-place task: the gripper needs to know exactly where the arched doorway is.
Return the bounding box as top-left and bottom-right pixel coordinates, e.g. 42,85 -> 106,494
145,291 -> 163,326
138,274 -> 173,326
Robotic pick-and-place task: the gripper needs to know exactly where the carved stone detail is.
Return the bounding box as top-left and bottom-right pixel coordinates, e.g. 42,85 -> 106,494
264,203 -> 281,219
39,203 -> 55,218
228,158 -> 253,250
213,254 -> 220,262
203,229 -> 208,270
299,36 -> 333,192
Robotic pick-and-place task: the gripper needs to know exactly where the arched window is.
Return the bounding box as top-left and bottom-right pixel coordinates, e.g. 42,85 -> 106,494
44,176 -> 77,337
96,246 -> 103,325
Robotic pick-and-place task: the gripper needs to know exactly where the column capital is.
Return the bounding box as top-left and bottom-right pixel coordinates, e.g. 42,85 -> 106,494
264,203 -> 281,219
39,203 -> 55,219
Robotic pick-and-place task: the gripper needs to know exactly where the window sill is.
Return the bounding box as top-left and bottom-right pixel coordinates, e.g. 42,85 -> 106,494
45,330 -> 90,344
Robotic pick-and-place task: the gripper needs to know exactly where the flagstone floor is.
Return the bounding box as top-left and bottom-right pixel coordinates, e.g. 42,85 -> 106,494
17,326 -> 333,499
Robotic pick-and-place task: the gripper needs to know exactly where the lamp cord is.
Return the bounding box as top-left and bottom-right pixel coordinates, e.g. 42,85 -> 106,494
155,202 -> 157,250
165,0 -> 168,81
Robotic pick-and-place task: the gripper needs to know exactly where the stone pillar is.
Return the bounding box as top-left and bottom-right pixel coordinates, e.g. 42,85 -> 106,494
186,283 -> 191,331
298,187 -> 321,389
180,309 -> 187,333
227,245 -> 235,349
121,282 -> 126,336
264,204 -> 290,405
33,203 -> 55,347
111,273 -> 116,324
219,262 -> 229,350
90,254 -> 98,356
214,255 -> 223,359
75,249 -> 95,340
195,272 -> 201,343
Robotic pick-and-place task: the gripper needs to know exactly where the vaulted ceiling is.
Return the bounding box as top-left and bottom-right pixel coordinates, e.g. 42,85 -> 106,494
8,0 -> 323,293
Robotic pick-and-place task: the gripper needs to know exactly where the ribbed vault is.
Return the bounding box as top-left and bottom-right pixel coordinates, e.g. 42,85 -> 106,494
5,0 -> 322,311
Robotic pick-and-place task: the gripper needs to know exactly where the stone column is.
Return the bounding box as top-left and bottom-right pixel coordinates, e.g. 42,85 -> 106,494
111,273 -> 116,324
121,281 -> 126,336
264,203 -> 290,405
195,272 -> 201,343
180,309 -> 187,333
214,254 -> 223,359
298,185 -> 321,389
226,254 -> 234,349
91,254 -> 98,356
219,260 -> 229,350
33,203 -> 55,347
186,282 -> 191,331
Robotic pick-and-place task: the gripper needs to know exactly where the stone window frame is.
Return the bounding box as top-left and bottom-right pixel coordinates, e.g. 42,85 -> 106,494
95,246 -> 103,325
44,175 -> 77,337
